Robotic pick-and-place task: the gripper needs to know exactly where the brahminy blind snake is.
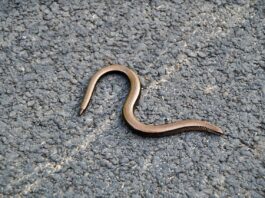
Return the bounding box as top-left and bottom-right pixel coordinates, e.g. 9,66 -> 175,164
79,64 -> 223,136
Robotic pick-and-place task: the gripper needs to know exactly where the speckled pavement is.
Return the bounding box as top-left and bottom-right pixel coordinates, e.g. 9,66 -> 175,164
0,0 -> 264,197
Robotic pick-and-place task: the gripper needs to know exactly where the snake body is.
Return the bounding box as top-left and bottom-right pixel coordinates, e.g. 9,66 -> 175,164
80,64 -> 223,136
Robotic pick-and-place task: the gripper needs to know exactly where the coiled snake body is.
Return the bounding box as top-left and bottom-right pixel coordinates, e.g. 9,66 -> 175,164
79,64 -> 223,136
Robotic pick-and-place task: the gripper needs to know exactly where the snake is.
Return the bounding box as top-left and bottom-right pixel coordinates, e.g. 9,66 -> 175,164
79,64 -> 223,136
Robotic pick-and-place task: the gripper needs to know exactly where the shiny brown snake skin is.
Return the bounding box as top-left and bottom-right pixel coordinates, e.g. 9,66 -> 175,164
79,64 -> 223,136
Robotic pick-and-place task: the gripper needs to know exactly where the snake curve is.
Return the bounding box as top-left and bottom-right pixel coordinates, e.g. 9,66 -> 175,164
79,64 -> 223,136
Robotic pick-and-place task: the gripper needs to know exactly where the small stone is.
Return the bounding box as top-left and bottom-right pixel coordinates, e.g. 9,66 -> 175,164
27,100 -> 35,106
120,157 -> 129,165
261,86 -> 265,97
9,111 -> 16,117
50,2 -> 59,13
15,25 -> 25,32
70,78 -> 78,84
158,67 -> 166,76
185,49 -> 197,57
198,51 -> 207,58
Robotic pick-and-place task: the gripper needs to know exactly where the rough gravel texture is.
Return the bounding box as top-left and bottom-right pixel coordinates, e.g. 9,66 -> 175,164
0,0 -> 264,197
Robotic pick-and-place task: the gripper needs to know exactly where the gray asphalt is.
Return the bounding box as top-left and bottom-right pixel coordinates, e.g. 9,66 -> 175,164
0,0 -> 264,197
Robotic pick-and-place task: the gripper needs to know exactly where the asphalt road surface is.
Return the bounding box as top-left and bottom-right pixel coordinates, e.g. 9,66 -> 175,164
0,0 -> 264,197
